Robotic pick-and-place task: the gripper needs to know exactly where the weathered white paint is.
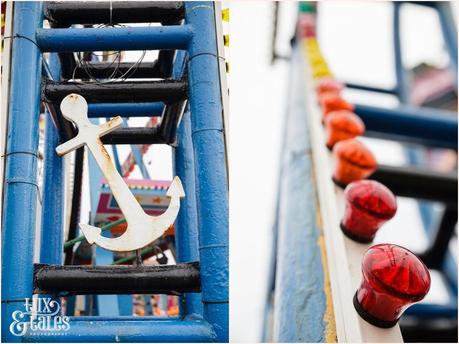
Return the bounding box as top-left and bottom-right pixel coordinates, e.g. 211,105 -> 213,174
56,94 -> 185,252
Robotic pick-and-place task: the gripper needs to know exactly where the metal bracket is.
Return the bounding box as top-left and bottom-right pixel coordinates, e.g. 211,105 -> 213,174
56,93 -> 185,252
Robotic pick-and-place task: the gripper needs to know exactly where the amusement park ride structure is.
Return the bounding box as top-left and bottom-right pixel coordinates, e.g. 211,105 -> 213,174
1,1 -> 228,342
265,2 -> 457,343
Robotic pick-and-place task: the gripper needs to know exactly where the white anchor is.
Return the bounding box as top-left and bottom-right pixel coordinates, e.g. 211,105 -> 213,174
56,93 -> 185,252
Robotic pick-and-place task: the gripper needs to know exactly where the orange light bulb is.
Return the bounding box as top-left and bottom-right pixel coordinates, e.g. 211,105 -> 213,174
332,139 -> 377,187
324,111 -> 365,150
319,93 -> 354,121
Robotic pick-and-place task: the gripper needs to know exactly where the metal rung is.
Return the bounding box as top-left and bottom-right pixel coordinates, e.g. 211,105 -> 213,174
45,1 -> 185,27
355,103 -> 458,149
87,102 -> 165,118
369,164 -> 457,204
34,262 -> 200,295
36,25 -> 193,52
92,101 -> 183,144
43,80 -> 188,103
73,62 -> 168,80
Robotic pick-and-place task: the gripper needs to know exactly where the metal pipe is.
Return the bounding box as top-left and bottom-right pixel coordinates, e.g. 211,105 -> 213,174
369,164 -> 457,204
43,80 -> 188,104
101,127 -> 162,145
159,100 -> 187,145
36,25 -> 193,52
355,103 -> 458,149
185,2 -> 229,341
87,102 -> 165,118
172,46 -> 203,318
393,2 -> 409,103
24,317 -> 215,342
1,2 -> 44,342
345,82 -> 397,95
33,262 -> 201,295
437,1 -> 458,80
44,1 -> 185,27
420,205 -> 458,269
40,53 -> 64,267
72,61 -> 166,79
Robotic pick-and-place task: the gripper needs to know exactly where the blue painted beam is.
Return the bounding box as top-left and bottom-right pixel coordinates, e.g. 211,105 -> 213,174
40,53 -> 64,266
355,104 -> 458,149
185,2 -> 229,342
87,103 -> 164,118
1,2 -> 44,342
23,318 -> 215,343
172,48 -> 203,317
36,26 -> 193,52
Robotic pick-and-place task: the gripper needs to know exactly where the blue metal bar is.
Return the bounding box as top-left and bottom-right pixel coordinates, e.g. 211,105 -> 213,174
40,53 -> 64,266
87,102 -> 164,118
437,1 -> 458,81
24,318 -> 215,342
1,2 -> 44,342
393,2 -> 409,103
36,26 -> 193,52
172,48 -> 203,317
111,145 -> 123,175
130,144 -> 150,179
345,82 -> 397,95
355,104 -> 458,149
185,2 -> 229,341
95,246 -> 120,316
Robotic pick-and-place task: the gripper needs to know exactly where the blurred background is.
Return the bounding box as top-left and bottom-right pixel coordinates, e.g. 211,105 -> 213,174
230,1 -> 457,342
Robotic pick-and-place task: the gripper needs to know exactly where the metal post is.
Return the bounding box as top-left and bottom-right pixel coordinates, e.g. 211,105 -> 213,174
40,53 -> 64,266
393,2 -> 409,103
436,1 -> 458,81
172,48 -> 203,317
1,2 -> 44,342
185,2 -> 229,341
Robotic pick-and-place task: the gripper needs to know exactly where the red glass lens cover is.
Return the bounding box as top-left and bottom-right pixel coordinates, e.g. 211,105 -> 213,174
341,180 -> 397,243
355,244 -> 431,328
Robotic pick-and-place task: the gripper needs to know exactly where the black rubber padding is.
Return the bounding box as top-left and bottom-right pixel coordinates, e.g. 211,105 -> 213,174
340,222 -> 374,244
353,292 -> 398,328
331,176 -> 348,189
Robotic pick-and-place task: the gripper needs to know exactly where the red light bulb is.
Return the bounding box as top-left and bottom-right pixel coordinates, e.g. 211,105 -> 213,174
332,139 -> 377,187
341,180 -> 397,243
355,244 -> 431,328
324,110 -> 365,150
316,77 -> 344,97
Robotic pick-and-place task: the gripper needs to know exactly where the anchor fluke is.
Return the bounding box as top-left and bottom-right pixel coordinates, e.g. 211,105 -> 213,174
79,224 -> 103,245
168,176 -> 186,198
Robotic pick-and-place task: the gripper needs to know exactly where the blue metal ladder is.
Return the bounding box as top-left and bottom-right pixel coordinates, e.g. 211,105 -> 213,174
2,2 -> 228,342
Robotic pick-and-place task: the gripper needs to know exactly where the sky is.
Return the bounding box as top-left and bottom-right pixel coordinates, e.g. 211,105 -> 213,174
229,1 -> 456,342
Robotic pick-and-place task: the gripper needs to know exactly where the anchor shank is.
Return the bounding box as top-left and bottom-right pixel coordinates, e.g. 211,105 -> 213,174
87,138 -> 146,224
